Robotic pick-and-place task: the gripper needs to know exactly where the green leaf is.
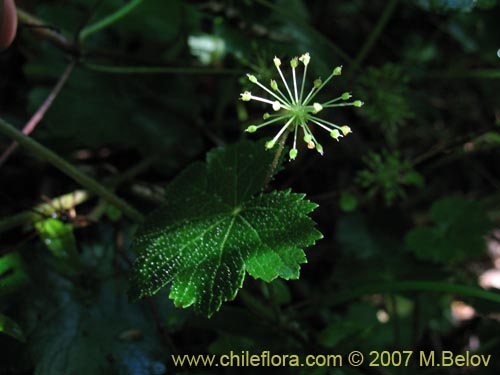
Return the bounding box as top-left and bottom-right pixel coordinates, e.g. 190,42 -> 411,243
406,196 -> 492,263
0,252 -> 29,298
18,241 -> 170,375
129,141 -> 322,317
0,313 -> 25,342
34,218 -> 78,260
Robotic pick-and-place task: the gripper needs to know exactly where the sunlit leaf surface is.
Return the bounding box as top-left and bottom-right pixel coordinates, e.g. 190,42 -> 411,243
130,141 -> 322,316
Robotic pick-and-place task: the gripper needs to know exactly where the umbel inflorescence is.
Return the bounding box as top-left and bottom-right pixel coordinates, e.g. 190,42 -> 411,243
240,53 -> 363,160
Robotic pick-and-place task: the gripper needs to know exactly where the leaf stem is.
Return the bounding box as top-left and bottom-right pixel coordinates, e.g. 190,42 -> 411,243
0,117 -> 144,222
80,0 -> 144,41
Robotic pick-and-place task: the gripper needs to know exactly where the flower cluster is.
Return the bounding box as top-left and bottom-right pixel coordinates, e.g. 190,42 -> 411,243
240,53 -> 363,160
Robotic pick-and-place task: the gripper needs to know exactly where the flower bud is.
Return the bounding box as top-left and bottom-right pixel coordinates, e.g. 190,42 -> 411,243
354,100 -> 364,107
313,103 -> 323,114
313,79 -> 322,89
316,143 -> 324,155
272,101 -> 281,111
245,125 -> 257,133
265,140 -> 276,149
333,66 -> 342,76
247,74 -> 258,83
299,52 -> 310,66
289,148 -> 298,160
240,91 -> 252,101
341,92 -> 351,100
304,133 -> 313,143
270,79 -> 278,91
273,56 -> 281,67
307,141 -> 315,149
340,126 -> 352,136
290,57 -> 299,68
330,129 -> 341,140
263,113 -> 270,120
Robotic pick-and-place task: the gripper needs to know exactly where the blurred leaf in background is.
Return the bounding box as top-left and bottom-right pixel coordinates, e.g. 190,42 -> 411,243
406,196 -> 493,263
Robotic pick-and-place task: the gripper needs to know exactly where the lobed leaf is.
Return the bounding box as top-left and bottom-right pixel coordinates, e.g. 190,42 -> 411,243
405,196 -> 492,263
129,141 -> 322,317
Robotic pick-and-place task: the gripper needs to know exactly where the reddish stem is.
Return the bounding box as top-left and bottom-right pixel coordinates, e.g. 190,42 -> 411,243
0,60 -> 76,166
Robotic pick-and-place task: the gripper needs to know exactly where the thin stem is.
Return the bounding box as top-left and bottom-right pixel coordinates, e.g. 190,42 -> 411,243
303,72 -> 335,106
309,118 -> 335,133
248,94 -> 289,110
0,118 -> 144,222
263,127 -> 292,188
301,86 -> 317,107
83,62 -> 243,75
292,124 -> 298,150
252,80 -> 292,107
292,66 -> 299,103
351,0 -> 399,70
299,64 -> 308,103
275,65 -> 295,104
0,60 -> 76,167
253,115 -> 289,130
323,102 -> 360,108
274,85 -> 292,104
269,117 -> 294,144
80,0 -> 144,41
322,96 -> 345,106
310,116 -> 342,130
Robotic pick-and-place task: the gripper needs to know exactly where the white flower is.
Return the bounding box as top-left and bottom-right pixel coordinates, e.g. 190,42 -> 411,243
240,53 -> 363,160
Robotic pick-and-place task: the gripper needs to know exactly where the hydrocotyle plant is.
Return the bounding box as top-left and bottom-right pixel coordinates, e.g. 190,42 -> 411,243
240,53 -> 364,160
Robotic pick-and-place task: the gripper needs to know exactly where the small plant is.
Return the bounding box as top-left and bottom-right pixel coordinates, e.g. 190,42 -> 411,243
357,64 -> 414,143
240,53 -> 363,160
356,149 -> 424,206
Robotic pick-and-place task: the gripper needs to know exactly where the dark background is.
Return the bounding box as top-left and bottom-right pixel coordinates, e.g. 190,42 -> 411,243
1,0 -> 500,374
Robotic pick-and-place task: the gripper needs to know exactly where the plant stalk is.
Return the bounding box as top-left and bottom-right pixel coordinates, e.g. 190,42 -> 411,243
0,117 -> 144,222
